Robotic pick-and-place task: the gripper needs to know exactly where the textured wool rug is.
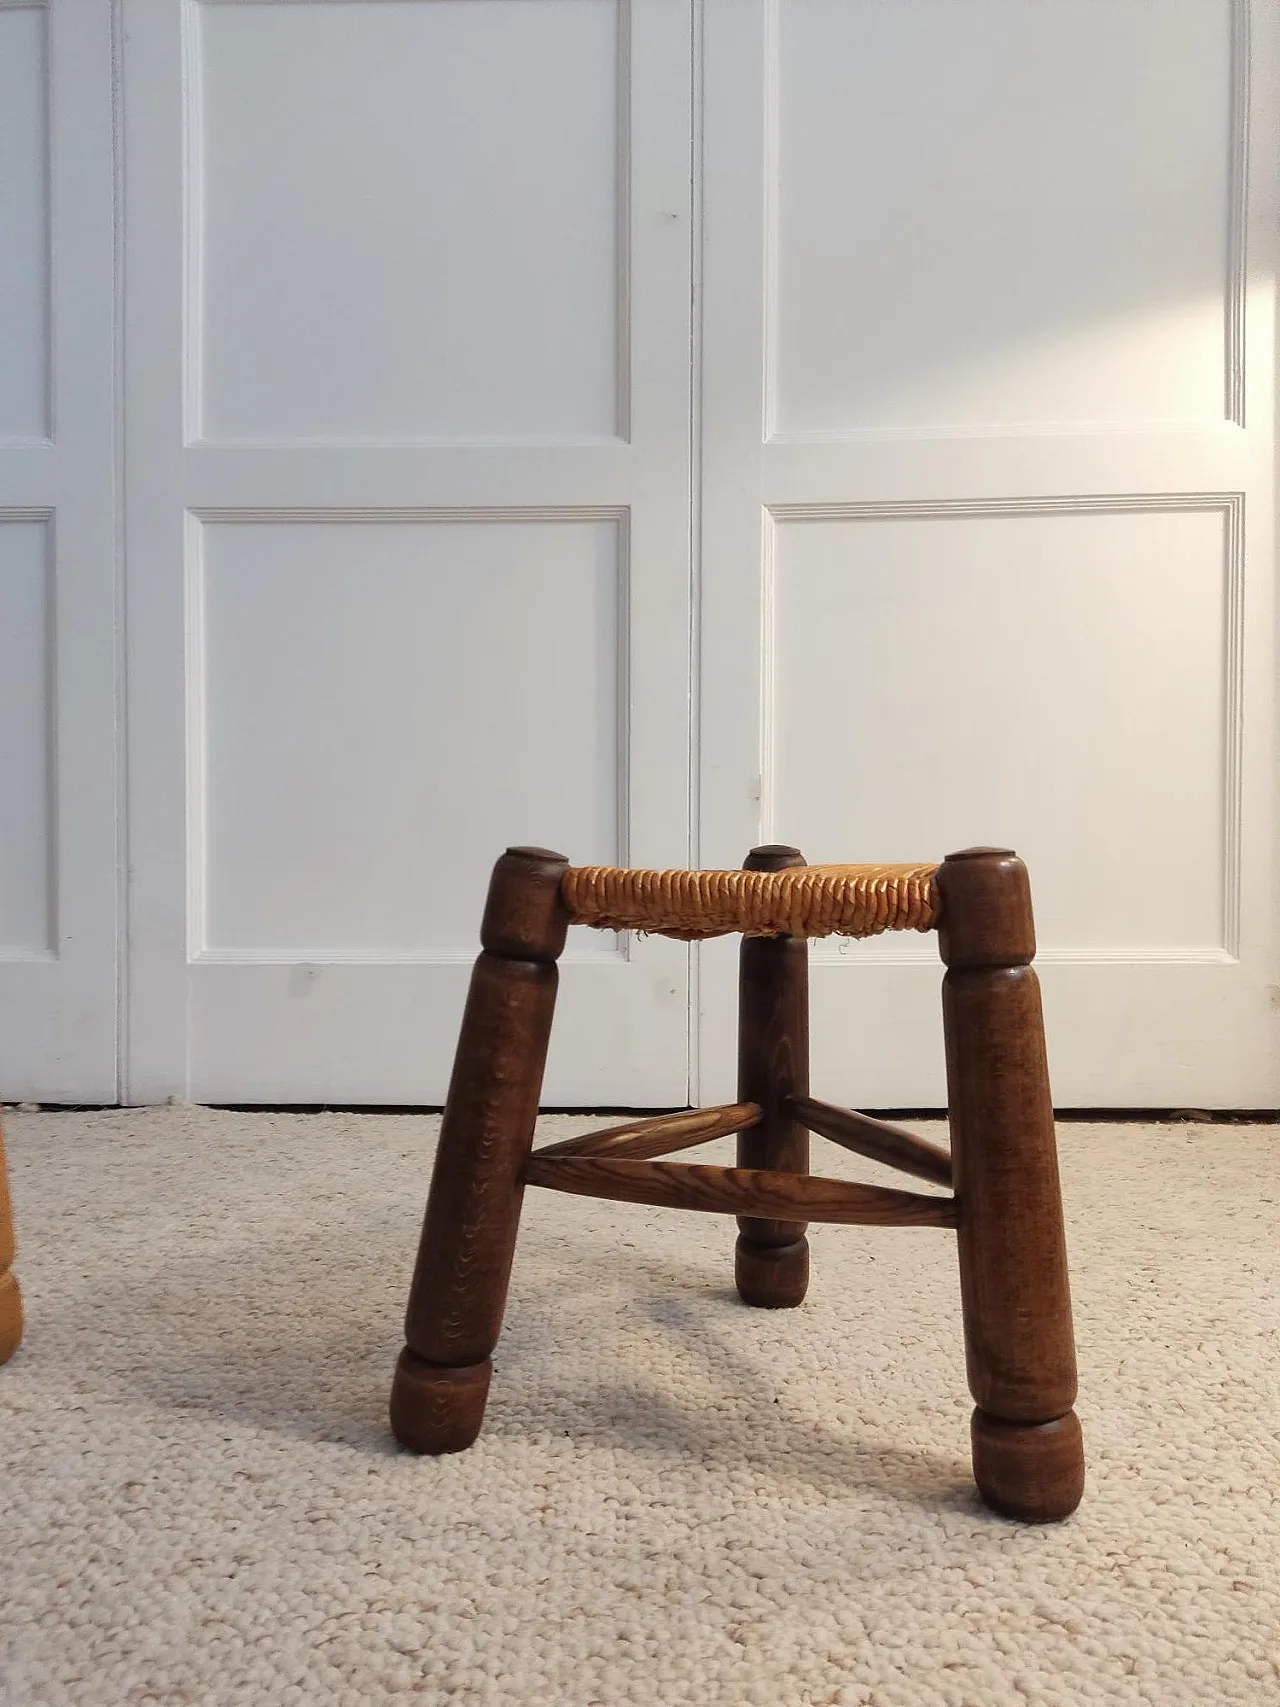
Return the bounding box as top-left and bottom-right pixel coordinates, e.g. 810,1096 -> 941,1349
2,1107 -> 1279,1706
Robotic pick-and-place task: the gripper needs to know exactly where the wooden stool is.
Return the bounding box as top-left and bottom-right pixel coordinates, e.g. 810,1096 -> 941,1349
390,844 -> 1084,1523
0,1113 -> 23,1366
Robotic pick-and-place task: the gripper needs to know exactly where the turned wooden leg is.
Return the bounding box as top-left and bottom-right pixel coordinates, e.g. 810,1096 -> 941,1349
390,847 -> 568,1453
735,844 -> 810,1308
938,847 -> 1084,1522
0,1114 -> 23,1366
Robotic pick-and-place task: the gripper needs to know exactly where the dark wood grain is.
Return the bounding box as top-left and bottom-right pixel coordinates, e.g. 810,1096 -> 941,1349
0,1116 -> 21,1366
524,1155 -> 958,1228
736,845 -> 811,1305
788,1095 -> 953,1187
531,1102 -> 762,1162
938,847 -> 1084,1522
390,847 -> 568,1454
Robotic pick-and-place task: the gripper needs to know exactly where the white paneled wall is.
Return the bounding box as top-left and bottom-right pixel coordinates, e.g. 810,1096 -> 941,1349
1,0 -> 1277,1107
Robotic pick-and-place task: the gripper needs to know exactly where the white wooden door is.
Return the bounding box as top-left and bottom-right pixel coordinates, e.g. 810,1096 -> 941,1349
0,1 -> 118,1102
123,0 -> 694,1105
699,0 -> 1280,1107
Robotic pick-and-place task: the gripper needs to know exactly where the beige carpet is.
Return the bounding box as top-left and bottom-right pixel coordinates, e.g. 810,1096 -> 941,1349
1,1108 -> 1279,1706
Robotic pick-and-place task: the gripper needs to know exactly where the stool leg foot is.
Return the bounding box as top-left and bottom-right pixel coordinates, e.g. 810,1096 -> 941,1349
971,1409 -> 1084,1522
734,1234 -> 808,1308
390,1349 -> 493,1455
736,845 -> 811,1310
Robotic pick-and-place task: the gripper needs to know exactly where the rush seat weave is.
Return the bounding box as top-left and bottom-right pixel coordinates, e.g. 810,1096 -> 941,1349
561,862 -> 939,940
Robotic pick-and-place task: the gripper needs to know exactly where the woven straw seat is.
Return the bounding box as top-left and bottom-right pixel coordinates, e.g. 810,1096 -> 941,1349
561,862 -> 938,940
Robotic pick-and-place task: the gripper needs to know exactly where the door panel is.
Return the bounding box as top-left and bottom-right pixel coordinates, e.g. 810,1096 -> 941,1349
125,0 -> 694,1104
0,2 -> 117,1102
195,0 -> 622,444
770,0 -> 1235,435
699,0 -> 1279,1106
